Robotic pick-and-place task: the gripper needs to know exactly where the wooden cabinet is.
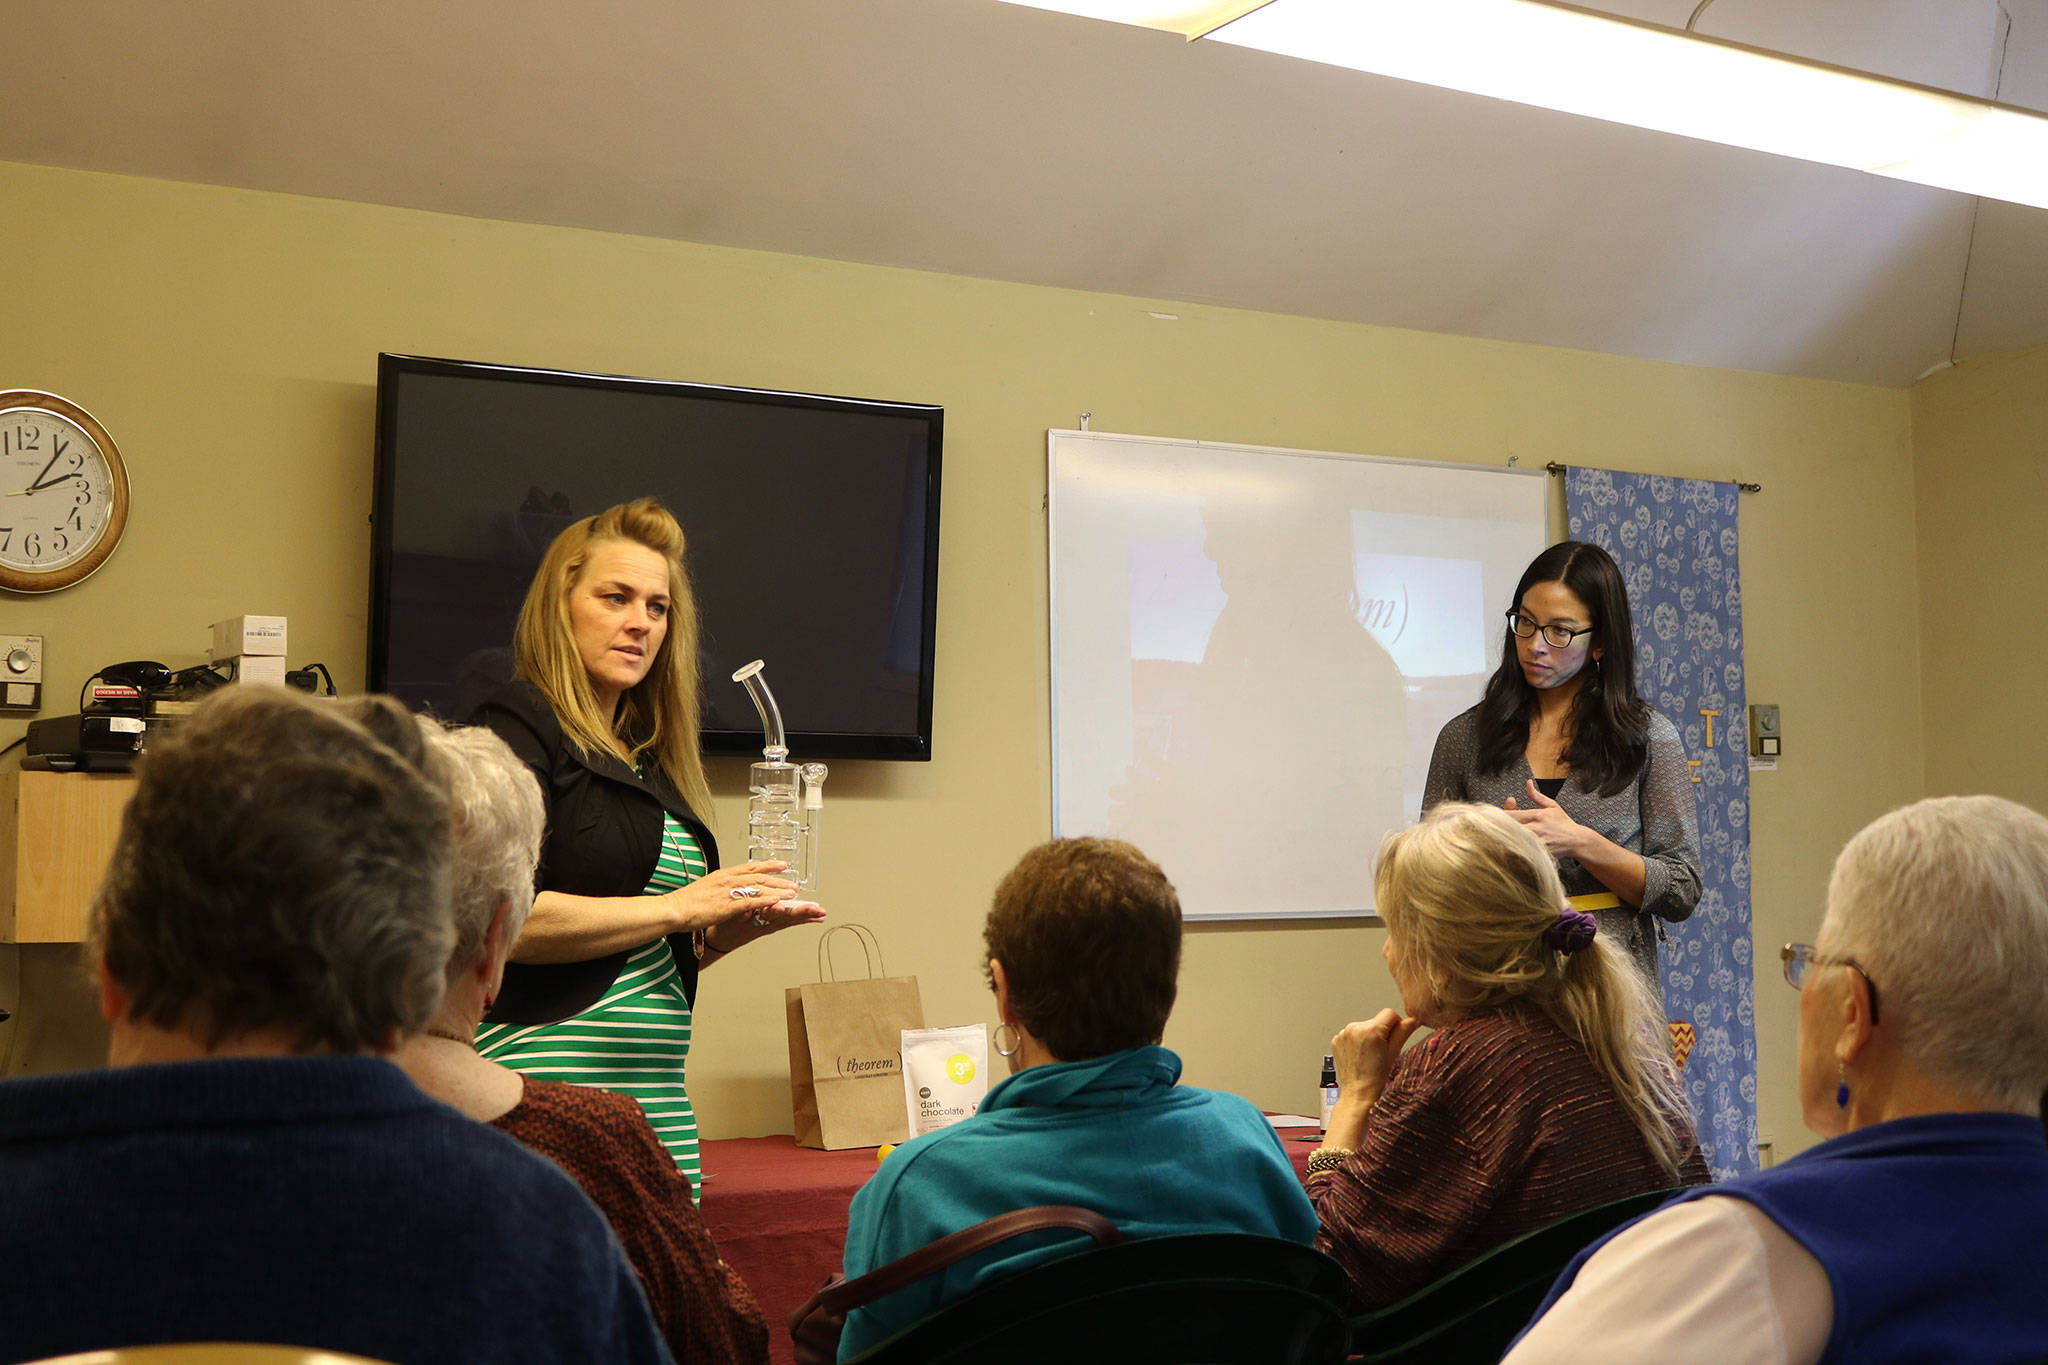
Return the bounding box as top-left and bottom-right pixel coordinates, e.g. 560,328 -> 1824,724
0,768 -> 136,942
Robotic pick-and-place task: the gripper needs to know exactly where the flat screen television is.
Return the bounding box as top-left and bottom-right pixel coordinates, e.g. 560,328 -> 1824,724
369,354 -> 942,759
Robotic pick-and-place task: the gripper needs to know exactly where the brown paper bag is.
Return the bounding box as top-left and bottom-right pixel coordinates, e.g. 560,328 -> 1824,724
787,924 -> 924,1150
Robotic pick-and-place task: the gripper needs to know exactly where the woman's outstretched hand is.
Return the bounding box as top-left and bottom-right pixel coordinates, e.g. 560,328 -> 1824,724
667,861 -> 800,932
670,861 -> 828,956
745,896 -> 829,933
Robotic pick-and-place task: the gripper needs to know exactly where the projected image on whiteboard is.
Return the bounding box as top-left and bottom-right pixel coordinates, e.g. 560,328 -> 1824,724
1051,432 -> 1547,921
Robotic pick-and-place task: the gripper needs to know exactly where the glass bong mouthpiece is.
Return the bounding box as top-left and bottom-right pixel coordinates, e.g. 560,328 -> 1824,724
732,660 -> 826,893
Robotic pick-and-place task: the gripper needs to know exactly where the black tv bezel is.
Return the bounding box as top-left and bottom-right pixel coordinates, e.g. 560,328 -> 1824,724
368,352 -> 942,761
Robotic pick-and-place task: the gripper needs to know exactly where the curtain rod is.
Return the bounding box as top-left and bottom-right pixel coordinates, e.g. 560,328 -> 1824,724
1544,461 -> 1761,494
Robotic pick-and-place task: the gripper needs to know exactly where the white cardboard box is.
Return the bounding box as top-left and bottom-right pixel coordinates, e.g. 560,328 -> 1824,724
211,615 -> 287,659
232,654 -> 289,688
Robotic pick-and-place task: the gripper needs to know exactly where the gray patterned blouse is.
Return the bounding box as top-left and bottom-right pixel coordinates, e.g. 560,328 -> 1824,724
1421,705 -> 1702,993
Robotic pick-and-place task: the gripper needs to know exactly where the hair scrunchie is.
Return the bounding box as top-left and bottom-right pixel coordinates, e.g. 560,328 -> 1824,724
1542,908 -> 1598,955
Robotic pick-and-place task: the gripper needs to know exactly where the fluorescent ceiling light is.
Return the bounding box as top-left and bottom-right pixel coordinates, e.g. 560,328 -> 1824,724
995,0 -> 2048,211
997,1 -> 1269,34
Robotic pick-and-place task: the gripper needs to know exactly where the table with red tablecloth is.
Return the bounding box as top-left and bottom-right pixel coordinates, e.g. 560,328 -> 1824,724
698,1128 -> 1322,1364
698,1136 -> 881,1365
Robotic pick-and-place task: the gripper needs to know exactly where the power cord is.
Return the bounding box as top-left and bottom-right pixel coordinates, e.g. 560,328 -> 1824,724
78,660 -> 174,713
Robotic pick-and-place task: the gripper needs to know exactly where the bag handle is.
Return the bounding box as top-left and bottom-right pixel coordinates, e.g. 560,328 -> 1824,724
818,923 -> 887,982
815,1204 -> 1121,1316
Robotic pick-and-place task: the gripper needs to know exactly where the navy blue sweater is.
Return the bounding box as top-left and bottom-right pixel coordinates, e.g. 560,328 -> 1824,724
1524,1111 -> 2048,1363
0,1055 -> 673,1365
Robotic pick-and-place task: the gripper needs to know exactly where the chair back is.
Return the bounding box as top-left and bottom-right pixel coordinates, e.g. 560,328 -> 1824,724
849,1232 -> 1352,1365
1347,1186 -> 1686,1365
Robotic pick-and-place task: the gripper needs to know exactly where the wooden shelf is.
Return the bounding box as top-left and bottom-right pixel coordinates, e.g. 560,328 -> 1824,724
1,768 -> 136,943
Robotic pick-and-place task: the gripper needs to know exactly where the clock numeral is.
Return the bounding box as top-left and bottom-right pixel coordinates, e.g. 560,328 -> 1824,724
0,527 -> 10,554
22,532 -> 40,560
17,426 -> 38,452
52,531 -> 68,555
69,506 -> 85,532
76,484 -> 93,506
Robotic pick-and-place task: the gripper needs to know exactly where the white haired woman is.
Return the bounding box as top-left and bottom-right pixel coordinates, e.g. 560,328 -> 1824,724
1311,802 -> 1707,1308
1507,795 -> 2048,1363
393,717 -> 769,1365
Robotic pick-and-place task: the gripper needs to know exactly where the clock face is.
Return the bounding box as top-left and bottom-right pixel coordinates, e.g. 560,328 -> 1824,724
0,394 -> 129,592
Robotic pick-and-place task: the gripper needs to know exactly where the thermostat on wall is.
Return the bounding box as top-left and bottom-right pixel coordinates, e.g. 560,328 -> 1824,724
1,634 -> 42,712
1749,703 -> 1781,758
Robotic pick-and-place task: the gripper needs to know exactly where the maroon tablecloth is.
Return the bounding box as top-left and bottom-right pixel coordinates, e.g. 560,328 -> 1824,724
700,1126 -> 1322,1365
1277,1123 -> 1323,1177
699,1136 -> 883,1365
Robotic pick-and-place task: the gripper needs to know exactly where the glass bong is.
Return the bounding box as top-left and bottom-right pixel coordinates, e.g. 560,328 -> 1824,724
731,660 -> 827,897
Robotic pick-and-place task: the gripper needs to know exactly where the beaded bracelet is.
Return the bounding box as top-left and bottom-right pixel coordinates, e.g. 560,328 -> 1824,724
1305,1146 -> 1353,1178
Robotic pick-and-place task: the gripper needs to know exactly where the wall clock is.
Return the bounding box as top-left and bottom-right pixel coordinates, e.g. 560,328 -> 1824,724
0,390 -> 131,593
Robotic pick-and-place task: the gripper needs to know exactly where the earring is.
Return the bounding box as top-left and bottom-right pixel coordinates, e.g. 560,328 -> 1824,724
1835,1061 -> 1850,1110
483,991 -> 495,1017
994,1023 -> 1020,1058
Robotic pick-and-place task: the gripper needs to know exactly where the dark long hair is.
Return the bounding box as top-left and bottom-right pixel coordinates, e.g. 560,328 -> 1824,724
1476,541 -> 1651,797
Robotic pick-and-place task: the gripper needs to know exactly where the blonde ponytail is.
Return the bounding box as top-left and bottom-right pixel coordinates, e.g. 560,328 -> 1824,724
1377,802 -> 1694,1177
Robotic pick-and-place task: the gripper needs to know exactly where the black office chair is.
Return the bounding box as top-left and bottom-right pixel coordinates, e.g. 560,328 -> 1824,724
835,1222 -> 1352,1365
1346,1186 -> 1686,1365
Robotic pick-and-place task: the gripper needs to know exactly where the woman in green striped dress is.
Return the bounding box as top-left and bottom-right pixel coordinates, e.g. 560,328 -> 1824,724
471,499 -> 826,1191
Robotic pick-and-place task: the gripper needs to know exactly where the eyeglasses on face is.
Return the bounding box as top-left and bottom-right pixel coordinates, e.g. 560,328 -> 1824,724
1506,610 -> 1595,649
1780,942 -> 1882,1025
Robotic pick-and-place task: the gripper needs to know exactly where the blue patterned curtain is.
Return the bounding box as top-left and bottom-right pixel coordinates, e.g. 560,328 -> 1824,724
1566,469 -> 1757,1179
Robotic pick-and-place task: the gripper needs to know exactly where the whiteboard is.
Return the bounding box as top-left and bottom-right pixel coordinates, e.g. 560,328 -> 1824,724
1049,430 -> 1548,921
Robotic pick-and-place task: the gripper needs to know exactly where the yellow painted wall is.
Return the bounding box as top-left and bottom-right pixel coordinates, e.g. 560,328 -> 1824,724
0,160 -> 1925,1160
1911,344 -> 2048,810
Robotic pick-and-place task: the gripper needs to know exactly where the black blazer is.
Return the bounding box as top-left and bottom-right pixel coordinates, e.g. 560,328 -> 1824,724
473,680 -> 721,1025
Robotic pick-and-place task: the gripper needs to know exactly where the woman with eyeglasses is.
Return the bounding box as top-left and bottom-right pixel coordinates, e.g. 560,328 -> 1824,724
1506,795 -> 2048,1363
1422,541 -> 1700,994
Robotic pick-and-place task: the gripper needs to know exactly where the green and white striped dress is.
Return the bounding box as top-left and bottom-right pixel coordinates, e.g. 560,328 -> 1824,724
476,812 -> 708,1196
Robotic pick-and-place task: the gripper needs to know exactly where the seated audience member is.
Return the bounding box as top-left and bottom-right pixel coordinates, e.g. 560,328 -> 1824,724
394,717 -> 769,1365
1507,795 -> 2048,1364
0,689 -> 670,1365
1311,802 -> 1707,1307
835,838 -> 1318,1360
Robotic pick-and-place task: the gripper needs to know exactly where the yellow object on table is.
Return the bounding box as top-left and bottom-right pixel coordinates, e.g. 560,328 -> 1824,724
876,1144 -> 897,1162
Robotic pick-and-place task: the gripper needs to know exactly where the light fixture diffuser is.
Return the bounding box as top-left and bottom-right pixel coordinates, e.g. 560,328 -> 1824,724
995,0 -> 2048,211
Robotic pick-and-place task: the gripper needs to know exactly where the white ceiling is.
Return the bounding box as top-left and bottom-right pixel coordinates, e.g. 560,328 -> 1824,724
6,0 -> 2046,386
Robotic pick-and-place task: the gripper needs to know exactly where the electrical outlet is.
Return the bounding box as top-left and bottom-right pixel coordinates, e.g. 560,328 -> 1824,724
0,634 -> 42,712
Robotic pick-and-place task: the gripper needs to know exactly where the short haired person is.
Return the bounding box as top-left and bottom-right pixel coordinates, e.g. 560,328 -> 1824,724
834,839 -> 1318,1360
394,717 -> 769,1364
1423,541 -> 1701,995
1311,803 -> 1707,1308
0,688 -> 670,1364
1505,796 -> 2048,1364
472,497 -> 824,1194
